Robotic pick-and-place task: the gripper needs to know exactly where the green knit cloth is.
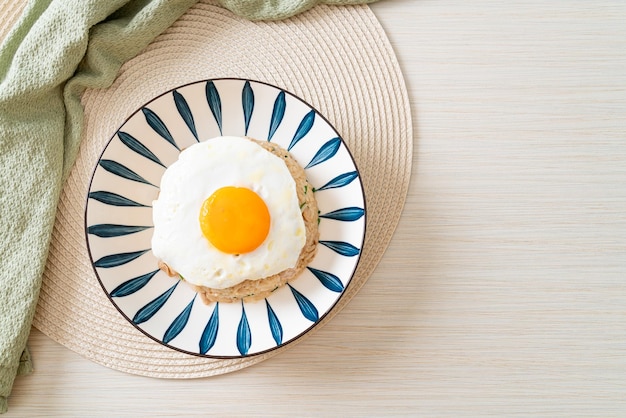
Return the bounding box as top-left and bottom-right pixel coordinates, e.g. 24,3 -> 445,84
0,0 -> 375,413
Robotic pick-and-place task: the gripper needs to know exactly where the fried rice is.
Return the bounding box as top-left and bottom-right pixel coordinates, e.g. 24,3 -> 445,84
157,137 -> 319,303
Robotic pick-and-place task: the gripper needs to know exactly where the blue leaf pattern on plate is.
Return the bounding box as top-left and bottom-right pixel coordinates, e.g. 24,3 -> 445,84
319,207 -> 365,222
173,90 -> 198,141
87,224 -> 151,238
110,269 -> 160,298
118,131 -> 166,168
142,107 -> 179,150
199,303 -> 219,355
163,295 -> 196,344
88,191 -> 149,207
94,249 -> 149,268
99,160 -> 156,187
242,81 -> 254,135
133,281 -> 179,324
237,303 -> 252,355
320,240 -> 361,257
265,300 -> 283,345
315,171 -> 358,191
305,137 -> 341,169
87,79 -> 365,358
289,284 -> 319,322
288,110 -> 315,151
268,91 -> 285,141
307,267 -> 344,293
206,81 -> 222,134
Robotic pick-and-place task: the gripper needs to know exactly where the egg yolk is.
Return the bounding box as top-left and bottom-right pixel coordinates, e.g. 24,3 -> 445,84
199,186 -> 270,254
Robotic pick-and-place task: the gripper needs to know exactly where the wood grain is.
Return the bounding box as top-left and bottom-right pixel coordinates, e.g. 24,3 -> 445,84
6,0 -> 626,416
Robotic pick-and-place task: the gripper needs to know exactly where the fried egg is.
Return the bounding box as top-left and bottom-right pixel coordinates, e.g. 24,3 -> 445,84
151,136 -> 306,289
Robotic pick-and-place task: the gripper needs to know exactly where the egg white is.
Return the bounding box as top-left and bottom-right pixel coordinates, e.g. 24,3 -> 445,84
151,136 -> 306,289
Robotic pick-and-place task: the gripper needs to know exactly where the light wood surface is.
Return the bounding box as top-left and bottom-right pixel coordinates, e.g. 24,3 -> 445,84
6,0 -> 626,416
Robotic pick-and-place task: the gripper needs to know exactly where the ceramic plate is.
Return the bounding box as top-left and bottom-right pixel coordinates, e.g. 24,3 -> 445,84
85,78 -> 366,358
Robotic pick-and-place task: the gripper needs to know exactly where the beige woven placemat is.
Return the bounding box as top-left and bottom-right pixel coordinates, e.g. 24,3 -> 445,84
12,0 -> 412,377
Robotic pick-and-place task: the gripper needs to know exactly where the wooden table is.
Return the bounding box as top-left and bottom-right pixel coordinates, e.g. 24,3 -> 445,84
6,1 -> 626,416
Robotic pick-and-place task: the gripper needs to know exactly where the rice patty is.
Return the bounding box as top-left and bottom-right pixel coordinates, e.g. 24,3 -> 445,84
157,137 -> 319,303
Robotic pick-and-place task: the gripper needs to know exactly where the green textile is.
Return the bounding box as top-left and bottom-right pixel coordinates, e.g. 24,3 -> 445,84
0,0 -> 375,413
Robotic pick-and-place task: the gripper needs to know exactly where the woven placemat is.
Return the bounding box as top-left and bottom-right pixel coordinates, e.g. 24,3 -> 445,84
17,0 -> 412,378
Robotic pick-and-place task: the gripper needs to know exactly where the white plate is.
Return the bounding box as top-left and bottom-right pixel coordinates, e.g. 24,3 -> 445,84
85,78 -> 366,358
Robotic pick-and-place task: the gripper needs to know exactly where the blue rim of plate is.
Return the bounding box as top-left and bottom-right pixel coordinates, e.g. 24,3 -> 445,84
84,78 -> 366,359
